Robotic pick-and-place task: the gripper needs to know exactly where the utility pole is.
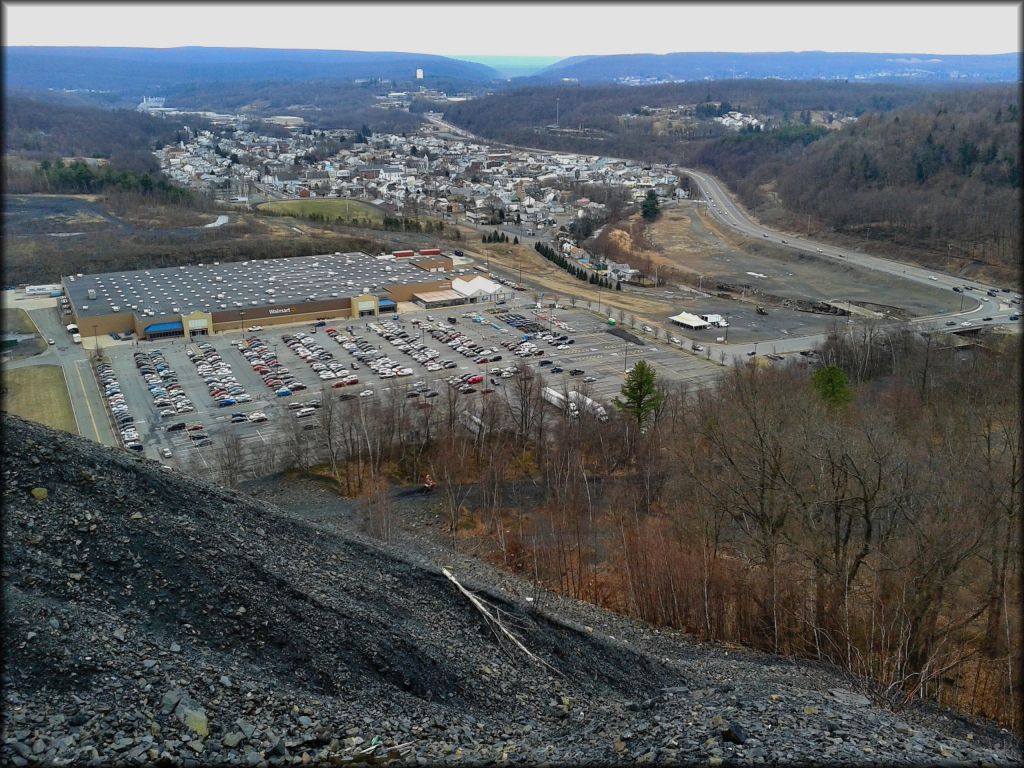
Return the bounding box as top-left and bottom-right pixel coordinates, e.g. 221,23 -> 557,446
623,343 -> 629,372
556,98 -> 560,128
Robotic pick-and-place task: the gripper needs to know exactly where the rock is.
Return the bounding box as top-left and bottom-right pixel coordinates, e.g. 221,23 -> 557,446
222,732 -> 244,749
219,675 -> 233,688
245,750 -> 261,766
804,707 -> 819,715
236,719 -> 256,738
112,628 -> 126,642
297,716 -> 312,727
31,487 -> 48,501
48,617 -> 60,630
709,757 -> 723,767
170,643 -> 182,653
722,722 -> 746,745
142,659 -> 158,669
161,689 -> 184,715
176,698 -> 209,737
188,740 -> 205,753
828,689 -> 870,707
32,739 -> 45,754
268,737 -> 289,758
130,511 -> 143,520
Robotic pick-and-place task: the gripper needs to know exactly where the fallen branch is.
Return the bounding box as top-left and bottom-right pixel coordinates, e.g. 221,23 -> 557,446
442,567 -> 562,677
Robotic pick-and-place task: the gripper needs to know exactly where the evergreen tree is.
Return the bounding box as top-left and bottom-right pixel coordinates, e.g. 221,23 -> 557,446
613,360 -> 664,432
812,366 -> 853,407
641,190 -> 661,221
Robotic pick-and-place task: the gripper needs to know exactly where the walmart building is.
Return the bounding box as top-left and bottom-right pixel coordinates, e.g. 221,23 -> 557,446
63,251 -> 454,339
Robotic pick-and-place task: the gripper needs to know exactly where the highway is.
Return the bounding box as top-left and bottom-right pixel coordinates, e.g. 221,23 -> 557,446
425,114 -> 1021,359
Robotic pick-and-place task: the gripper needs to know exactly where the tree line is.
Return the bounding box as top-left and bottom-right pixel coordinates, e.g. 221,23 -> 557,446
201,327 -> 1020,733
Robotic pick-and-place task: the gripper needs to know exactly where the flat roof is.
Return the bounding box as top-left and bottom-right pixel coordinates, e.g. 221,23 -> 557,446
413,289 -> 465,303
63,252 -> 450,319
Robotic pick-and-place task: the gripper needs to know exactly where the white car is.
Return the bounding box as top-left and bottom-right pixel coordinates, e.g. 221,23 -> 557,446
160,447 -> 172,458
248,325 -> 263,331
928,276 -> 937,281
47,338 -> 56,345
248,412 -> 268,422
359,390 -> 374,397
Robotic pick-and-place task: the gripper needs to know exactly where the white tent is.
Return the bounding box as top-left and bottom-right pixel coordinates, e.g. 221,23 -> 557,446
452,276 -> 504,302
669,311 -> 711,329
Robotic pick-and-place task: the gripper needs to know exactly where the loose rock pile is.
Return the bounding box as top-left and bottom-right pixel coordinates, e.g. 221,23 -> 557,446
3,414 -> 1020,765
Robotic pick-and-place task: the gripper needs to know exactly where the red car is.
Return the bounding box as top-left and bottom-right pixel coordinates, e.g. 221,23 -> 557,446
466,374 -> 484,385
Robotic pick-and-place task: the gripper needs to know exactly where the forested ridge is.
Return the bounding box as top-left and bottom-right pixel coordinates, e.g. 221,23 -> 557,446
446,82 -> 1020,280
3,93 -> 208,159
697,87 -> 1020,276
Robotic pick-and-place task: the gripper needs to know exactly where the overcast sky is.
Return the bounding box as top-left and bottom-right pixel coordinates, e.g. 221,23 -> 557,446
4,2 -> 1020,57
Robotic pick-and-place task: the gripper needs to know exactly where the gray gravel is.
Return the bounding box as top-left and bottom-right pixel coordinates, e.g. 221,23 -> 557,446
4,413 -> 1021,766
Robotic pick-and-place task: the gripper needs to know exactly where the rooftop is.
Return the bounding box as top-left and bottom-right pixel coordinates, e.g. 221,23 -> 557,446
63,252 -> 448,319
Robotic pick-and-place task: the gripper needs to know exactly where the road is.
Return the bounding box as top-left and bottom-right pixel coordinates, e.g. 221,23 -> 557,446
425,115 -> 1021,359
2,293 -> 117,447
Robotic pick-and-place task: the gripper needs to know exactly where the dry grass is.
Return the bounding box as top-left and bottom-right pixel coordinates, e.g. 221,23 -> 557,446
463,237 -> 678,320
0,364 -> 78,435
258,199 -> 384,222
2,307 -> 40,335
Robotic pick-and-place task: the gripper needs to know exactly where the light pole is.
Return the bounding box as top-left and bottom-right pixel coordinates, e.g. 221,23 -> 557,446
723,314 -> 730,343
623,343 -> 629,372
240,310 -> 245,336
92,324 -> 99,359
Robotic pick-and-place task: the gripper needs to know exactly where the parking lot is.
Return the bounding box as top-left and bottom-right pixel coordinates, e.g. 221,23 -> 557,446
87,302 -> 726,470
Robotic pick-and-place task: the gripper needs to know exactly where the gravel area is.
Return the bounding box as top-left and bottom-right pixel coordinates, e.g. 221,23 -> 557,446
4,413 -> 1020,766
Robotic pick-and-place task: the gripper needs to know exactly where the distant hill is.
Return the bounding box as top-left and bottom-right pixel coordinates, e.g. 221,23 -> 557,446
3,46 -> 502,93
530,51 -> 1021,84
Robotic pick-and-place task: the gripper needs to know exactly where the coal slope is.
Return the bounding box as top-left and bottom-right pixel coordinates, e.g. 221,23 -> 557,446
3,414 -> 1020,767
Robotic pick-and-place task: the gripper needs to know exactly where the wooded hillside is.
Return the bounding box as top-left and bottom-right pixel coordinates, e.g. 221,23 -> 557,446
697,87 -> 1020,277
3,93 -> 209,159
447,83 -> 1020,281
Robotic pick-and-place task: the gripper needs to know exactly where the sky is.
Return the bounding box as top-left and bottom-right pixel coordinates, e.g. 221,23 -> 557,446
3,2 -> 1021,57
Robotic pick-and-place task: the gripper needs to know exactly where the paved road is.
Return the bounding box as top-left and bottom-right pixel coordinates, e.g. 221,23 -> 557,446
427,115 -> 1022,357
2,293 -> 117,446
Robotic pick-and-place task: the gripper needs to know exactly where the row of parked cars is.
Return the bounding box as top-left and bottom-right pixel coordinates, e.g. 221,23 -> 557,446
135,349 -> 196,420
98,359 -> 143,452
187,341 -> 252,408
426,324 -> 505,365
165,420 -> 213,448
365,322 -> 436,377
495,312 -> 549,336
282,331 -> 359,386
236,337 -> 309,398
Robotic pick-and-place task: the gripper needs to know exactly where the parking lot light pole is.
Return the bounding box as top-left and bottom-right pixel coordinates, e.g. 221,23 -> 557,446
623,343 -> 629,372
724,314 -> 730,343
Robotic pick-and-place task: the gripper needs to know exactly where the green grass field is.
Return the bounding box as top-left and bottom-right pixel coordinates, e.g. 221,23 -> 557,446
1,364 -> 79,435
258,198 -> 384,223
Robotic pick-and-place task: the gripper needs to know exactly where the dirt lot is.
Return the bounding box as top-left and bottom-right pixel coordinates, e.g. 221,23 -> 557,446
647,203 -> 961,319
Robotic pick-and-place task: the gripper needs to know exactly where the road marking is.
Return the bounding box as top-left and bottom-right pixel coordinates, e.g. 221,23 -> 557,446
74,359 -> 105,443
